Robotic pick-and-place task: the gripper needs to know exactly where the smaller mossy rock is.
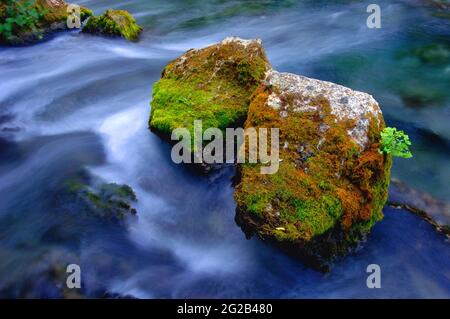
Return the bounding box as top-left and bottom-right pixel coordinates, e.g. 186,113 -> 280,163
0,0 -> 92,45
149,37 -> 271,169
397,81 -> 448,107
234,70 -> 392,271
66,181 -> 137,223
424,0 -> 450,19
394,41 -> 450,107
412,43 -> 450,65
82,9 -> 142,41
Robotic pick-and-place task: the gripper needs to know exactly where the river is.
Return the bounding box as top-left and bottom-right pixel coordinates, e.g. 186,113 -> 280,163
0,0 -> 449,298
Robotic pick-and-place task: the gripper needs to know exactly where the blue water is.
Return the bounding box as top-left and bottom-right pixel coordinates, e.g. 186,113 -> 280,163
0,0 -> 449,298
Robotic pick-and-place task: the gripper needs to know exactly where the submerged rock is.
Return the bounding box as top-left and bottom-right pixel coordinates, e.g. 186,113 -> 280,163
0,0 -> 92,45
411,43 -> 450,65
0,248 -> 85,298
234,70 -> 392,270
388,178 -> 450,227
149,37 -> 271,171
82,9 -> 142,41
424,0 -> 450,19
394,41 -> 450,107
62,176 -> 137,224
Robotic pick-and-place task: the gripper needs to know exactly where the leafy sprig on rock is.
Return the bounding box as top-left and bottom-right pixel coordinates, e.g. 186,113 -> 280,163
0,0 -> 46,41
380,127 -> 412,158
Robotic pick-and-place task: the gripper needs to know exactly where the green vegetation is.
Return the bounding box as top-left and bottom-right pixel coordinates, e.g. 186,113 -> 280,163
149,37 -> 270,155
0,0 -> 93,45
151,78 -> 249,151
380,127 -> 413,158
82,9 -> 142,41
66,180 -> 137,221
412,43 -> 450,65
0,0 -> 46,41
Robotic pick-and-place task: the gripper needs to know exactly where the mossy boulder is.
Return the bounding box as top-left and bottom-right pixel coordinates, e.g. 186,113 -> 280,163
149,37 -> 271,170
234,70 -> 392,270
82,9 -> 142,41
0,0 -> 92,45
65,180 -> 137,223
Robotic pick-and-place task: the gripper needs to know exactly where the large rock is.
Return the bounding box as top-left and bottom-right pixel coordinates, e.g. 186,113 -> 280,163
0,0 -> 92,45
234,70 -> 392,270
82,9 -> 142,41
149,37 -> 271,170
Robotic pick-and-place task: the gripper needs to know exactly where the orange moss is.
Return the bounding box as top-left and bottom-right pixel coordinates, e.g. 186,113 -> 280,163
234,81 -> 391,250
149,38 -> 270,153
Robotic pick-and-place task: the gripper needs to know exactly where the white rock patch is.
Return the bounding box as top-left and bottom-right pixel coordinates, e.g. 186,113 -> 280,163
220,36 -> 262,47
265,70 -> 382,149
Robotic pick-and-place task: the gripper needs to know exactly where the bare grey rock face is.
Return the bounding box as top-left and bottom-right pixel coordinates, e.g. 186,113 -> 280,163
265,70 -> 382,149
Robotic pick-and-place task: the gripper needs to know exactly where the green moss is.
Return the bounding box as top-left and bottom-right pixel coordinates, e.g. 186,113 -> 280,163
67,181 -> 86,193
82,9 -> 142,41
246,192 -> 270,216
412,43 -> 450,65
234,80 -> 392,265
100,183 -> 137,201
368,157 -> 391,223
64,178 -> 137,222
150,77 -> 248,150
149,38 -> 270,155
291,196 -> 343,237
80,7 -> 93,20
86,191 -> 106,209
272,223 -> 301,242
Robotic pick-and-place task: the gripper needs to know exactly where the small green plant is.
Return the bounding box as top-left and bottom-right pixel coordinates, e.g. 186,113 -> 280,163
379,127 -> 412,158
0,0 -> 46,40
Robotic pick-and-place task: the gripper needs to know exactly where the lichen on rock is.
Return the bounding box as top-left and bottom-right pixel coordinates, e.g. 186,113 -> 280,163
234,70 -> 392,271
149,37 -> 271,169
82,9 -> 142,41
0,0 -> 92,45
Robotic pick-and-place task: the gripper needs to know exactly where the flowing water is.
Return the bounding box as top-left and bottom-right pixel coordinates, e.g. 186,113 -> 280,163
0,0 -> 449,298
